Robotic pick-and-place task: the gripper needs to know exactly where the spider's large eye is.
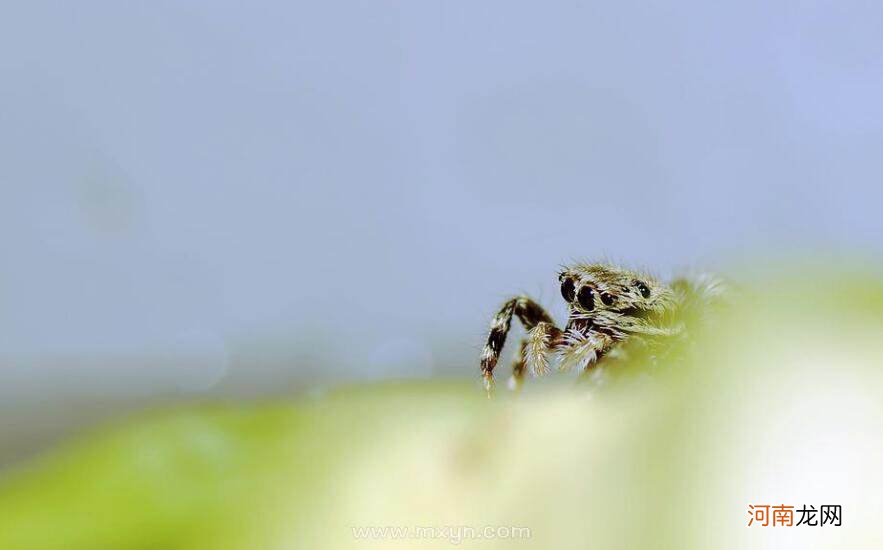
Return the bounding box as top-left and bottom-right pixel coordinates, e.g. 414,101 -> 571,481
635,281 -> 651,299
600,292 -> 615,306
560,277 -> 576,303
576,286 -> 594,311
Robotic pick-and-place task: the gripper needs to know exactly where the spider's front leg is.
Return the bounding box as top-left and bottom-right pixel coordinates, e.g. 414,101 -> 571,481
480,296 -> 558,395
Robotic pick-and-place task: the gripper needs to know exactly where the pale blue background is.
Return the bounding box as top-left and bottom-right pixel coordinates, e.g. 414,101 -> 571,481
1,1 -> 881,460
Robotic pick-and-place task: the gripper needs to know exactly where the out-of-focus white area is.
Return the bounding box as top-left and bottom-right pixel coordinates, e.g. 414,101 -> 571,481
1,2 -> 882,463
681,293 -> 883,549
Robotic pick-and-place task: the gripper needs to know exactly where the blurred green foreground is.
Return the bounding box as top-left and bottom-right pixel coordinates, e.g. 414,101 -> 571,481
1,267 -> 882,549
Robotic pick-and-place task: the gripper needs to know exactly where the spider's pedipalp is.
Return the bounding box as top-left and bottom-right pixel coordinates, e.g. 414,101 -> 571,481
557,329 -> 612,373
524,321 -> 562,377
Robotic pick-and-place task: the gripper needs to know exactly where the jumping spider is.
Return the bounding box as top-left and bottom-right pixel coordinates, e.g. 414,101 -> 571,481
480,262 -> 716,394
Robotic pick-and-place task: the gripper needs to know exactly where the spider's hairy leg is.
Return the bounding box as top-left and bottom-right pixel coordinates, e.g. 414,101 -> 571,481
509,322 -> 563,391
480,295 -> 555,396
509,340 -> 529,392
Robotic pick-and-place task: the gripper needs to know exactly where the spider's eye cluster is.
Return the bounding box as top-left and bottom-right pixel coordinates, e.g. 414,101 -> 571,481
635,281 -> 651,299
577,286 -> 595,311
560,277 -> 576,303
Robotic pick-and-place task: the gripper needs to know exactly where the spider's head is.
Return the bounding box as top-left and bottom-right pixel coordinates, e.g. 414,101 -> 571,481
558,263 -> 675,335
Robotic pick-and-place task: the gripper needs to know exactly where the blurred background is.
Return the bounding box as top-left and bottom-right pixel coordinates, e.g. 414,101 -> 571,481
1,1 -> 882,467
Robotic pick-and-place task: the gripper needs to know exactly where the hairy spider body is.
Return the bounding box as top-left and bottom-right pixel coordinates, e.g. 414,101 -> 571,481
480,262 -> 717,394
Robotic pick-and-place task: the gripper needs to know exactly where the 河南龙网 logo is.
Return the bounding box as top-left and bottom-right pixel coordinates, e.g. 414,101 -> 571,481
747,504 -> 841,527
